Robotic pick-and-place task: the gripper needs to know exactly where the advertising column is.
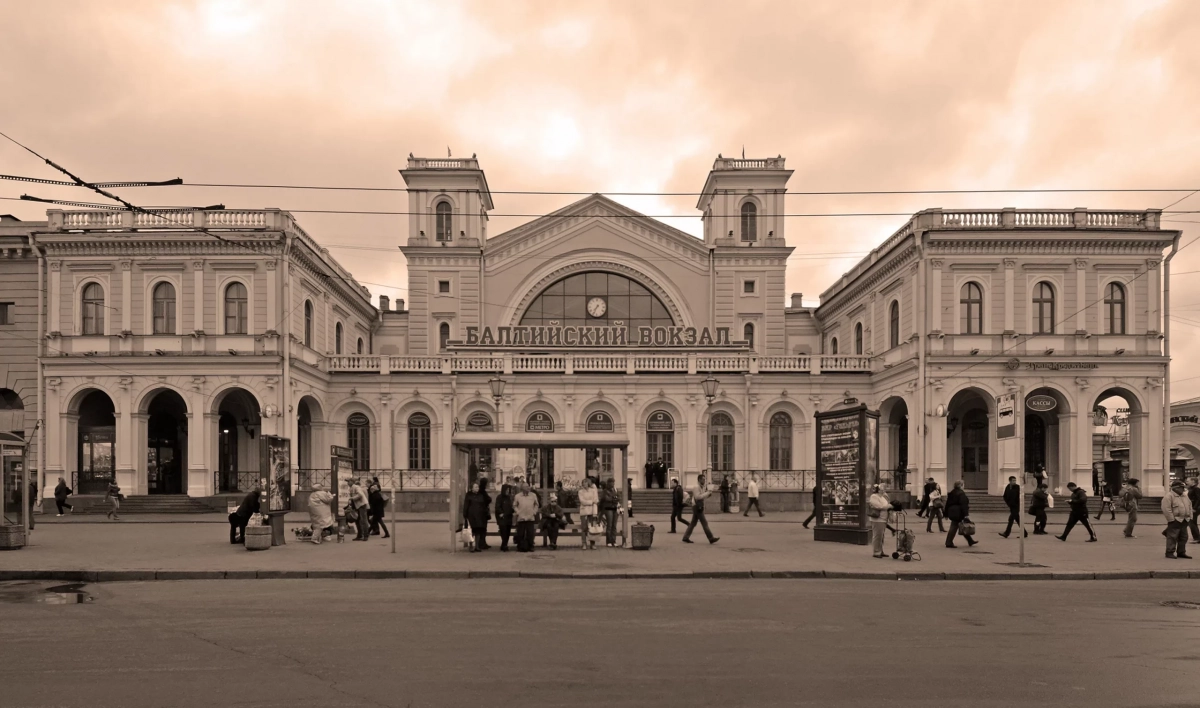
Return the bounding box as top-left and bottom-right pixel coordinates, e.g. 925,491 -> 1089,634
814,404 -> 878,545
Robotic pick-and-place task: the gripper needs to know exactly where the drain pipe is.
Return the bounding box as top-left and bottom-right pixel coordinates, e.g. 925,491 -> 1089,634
1162,233 -> 1179,490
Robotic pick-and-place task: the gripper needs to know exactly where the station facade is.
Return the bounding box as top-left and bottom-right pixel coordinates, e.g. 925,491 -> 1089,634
11,155 -> 1182,507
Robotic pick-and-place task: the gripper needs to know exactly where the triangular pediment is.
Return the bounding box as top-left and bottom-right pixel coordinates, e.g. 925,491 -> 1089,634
485,194 -> 709,263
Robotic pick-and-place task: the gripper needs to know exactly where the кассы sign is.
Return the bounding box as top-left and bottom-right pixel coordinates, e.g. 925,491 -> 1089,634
1026,395 -> 1057,412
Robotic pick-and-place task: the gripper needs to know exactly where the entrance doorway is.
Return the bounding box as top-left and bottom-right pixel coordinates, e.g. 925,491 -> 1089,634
146,390 -> 188,495
77,390 -> 116,495
960,409 -> 989,489
215,389 -> 260,493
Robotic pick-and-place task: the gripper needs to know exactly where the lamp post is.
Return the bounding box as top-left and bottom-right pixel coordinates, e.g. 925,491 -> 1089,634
701,375 -> 719,486
488,375 -> 506,414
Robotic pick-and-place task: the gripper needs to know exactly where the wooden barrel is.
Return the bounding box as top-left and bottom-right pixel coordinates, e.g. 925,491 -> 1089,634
244,524 -> 272,551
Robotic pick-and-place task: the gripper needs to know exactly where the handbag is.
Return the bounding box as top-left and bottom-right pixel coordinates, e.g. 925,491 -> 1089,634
344,506 -> 359,522
958,518 -> 976,536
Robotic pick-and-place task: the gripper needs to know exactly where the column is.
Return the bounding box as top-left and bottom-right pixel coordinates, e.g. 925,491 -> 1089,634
1003,259 -> 1015,333
1074,259 -> 1087,334
121,261 -> 132,333
930,260 -> 943,333
266,261 -> 277,334
187,404 -> 211,497
192,260 -> 205,333
322,292 -> 331,352
379,398 -> 393,473
1147,259 -> 1161,333
49,261 -> 61,334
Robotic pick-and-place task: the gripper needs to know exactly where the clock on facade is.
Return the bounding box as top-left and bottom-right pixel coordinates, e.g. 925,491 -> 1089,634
586,297 -> 607,318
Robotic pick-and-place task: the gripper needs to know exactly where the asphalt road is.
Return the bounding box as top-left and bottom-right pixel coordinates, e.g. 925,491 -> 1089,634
1,579 -> 1198,708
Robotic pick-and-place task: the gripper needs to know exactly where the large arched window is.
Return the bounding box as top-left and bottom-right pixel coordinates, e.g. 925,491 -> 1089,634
303,300 -> 313,347
645,411 -> 674,471
152,282 -> 176,335
960,282 -> 983,334
439,322 -> 450,352
740,202 -> 757,242
357,337 -> 364,354
889,300 -> 900,348
854,323 -> 863,355
335,322 -> 344,355
81,282 -> 105,336
743,322 -> 755,350
408,412 -> 431,470
347,413 -> 370,471
435,201 -> 452,242
1104,282 -> 1126,335
709,412 -> 734,472
224,282 -> 248,334
1033,281 -> 1055,334
769,412 -> 792,471
830,337 -> 839,354
519,271 -> 675,332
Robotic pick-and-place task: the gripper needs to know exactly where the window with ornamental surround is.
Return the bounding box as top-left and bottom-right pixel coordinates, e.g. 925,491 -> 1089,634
408,413 -> 431,470
1104,282 -> 1126,335
439,322 -> 450,352
889,301 -> 900,348
740,202 -> 757,242
854,323 -> 863,354
960,282 -> 983,334
303,300 -> 313,347
82,282 -> 104,335
830,337 -> 838,355
769,412 -> 792,470
357,337 -> 364,354
709,412 -> 735,471
520,271 -> 675,332
152,282 -> 176,334
347,413 -> 370,471
744,322 -> 754,349
1033,281 -> 1055,335
335,322 -> 344,355
435,201 -> 452,241
224,282 -> 247,334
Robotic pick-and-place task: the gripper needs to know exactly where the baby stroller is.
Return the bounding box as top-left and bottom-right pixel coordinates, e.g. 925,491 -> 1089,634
890,501 -> 920,562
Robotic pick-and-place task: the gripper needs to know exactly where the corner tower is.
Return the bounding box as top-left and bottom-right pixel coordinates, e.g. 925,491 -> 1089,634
696,155 -> 792,247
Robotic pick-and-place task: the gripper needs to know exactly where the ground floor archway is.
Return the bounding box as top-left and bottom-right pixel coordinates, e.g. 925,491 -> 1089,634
145,389 -> 188,495
214,388 -> 260,493
76,390 -> 116,495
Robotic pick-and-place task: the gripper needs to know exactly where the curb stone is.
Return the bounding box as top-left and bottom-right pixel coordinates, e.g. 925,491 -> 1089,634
307,570 -> 356,579
406,570 -> 469,579
628,572 -> 694,579
157,570 -> 222,580
224,570 -> 257,580
896,572 -> 945,581
693,571 -> 753,579
519,572 -> 573,579
354,570 -> 406,579
468,571 -> 520,579
1052,572 -> 1096,580
1151,570 -> 1189,579
945,572 -> 1009,581
96,570 -> 156,582
572,573 -> 629,579
768,571 -> 824,578
1008,572 -> 1055,580
257,570 -> 307,580
824,571 -> 897,580
1094,571 -> 1152,580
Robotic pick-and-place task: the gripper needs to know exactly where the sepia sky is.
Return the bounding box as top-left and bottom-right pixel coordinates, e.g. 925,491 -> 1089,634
3,0 -> 1200,396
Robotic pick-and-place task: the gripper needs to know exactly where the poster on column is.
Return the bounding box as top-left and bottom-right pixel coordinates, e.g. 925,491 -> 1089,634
814,404 -> 877,545
261,436 -> 291,513
997,393 -> 1017,439
331,445 -> 355,514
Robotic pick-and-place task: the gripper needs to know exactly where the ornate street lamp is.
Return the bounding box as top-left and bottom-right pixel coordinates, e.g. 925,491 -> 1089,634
701,375 -> 720,406
488,375 -> 507,409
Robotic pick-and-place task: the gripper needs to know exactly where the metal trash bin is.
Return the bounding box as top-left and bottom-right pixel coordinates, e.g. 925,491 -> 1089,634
630,522 -> 654,550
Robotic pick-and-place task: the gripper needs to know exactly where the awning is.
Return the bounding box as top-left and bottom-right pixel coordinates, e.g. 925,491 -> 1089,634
451,431 -> 629,449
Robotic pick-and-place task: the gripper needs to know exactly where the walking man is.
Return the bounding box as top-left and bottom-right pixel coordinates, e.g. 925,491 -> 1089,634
1029,484 -> 1050,535
669,477 -> 688,533
917,477 -> 935,518
719,475 -> 731,513
868,484 -> 891,558
53,477 -> 74,516
682,473 -> 719,544
1057,482 -> 1097,542
802,482 -> 818,529
1120,479 -> 1142,538
1187,478 -> 1200,542
512,481 -> 540,553
999,476 -> 1027,538
743,472 -> 764,517
1163,479 -> 1193,559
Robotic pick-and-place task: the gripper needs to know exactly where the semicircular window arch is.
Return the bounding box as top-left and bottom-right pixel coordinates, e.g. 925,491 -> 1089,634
520,270 -> 675,332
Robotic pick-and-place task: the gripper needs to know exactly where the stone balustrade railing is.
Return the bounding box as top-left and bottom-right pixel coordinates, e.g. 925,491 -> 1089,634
325,352 -> 872,375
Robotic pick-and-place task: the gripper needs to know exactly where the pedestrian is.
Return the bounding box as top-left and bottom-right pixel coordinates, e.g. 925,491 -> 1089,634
1032,463 -> 1047,491
1163,479 -> 1193,559
656,457 -> 668,489
670,477 -> 688,532
26,480 -> 37,531
944,480 -> 977,548
462,479 -> 491,552
626,478 -> 634,519
999,476 -> 1027,538
53,477 -> 73,516
1029,484 -> 1050,535
917,477 -> 935,518
495,483 -> 515,551
541,493 -> 564,550
368,476 -> 391,540
512,481 -> 540,552
868,484 -> 891,558
1187,478 -> 1200,542
349,478 -> 371,541
644,459 -> 654,490
1057,482 -> 1097,542
104,480 -> 122,521
1120,479 -> 1142,539
306,483 -> 335,544
1095,482 -> 1117,521
894,461 -> 908,492
578,477 -> 599,550
599,479 -> 620,547
719,475 -> 731,513
730,476 -> 740,512
802,483 -> 818,529
925,483 -> 946,533
682,473 -> 719,544
743,472 -> 764,517
228,482 -> 260,544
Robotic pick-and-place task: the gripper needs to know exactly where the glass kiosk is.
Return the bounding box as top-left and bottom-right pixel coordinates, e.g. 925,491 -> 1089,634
1,432 -> 30,550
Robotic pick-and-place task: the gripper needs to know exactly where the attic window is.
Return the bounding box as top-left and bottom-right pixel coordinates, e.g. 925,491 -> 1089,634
438,280 -> 451,294
743,280 -> 756,294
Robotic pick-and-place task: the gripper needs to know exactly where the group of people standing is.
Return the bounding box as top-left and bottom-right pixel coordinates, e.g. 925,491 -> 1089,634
461,477 -> 625,552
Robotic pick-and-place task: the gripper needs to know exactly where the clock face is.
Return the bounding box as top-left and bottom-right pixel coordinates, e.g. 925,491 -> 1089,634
586,297 -> 607,318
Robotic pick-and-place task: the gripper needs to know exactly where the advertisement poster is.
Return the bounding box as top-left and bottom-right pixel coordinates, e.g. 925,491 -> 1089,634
261,436 -> 291,513
997,393 -> 1017,439
332,445 -> 355,513
814,404 -> 878,545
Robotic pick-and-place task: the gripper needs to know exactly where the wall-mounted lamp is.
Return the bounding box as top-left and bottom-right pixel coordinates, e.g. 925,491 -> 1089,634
1114,348 -> 1126,355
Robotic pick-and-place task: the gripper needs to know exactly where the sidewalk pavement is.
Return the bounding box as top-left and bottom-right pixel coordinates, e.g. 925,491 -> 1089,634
5,510 -> 1198,581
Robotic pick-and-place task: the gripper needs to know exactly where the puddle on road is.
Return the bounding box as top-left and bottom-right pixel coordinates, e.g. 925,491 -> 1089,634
0,581 -> 94,605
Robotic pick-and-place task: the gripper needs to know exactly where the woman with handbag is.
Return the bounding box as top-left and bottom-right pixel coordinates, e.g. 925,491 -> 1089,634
368,476 -> 390,539
349,479 -> 371,541
944,480 -> 977,549
495,484 -> 515,551
104,480 -> 122,521
462,479 -> 491,552
925,483 -> 946,533
577,477 -> 599,550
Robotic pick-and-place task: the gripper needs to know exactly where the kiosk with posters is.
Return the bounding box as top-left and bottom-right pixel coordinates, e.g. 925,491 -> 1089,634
814,404 -> 878,545
331,445 -> 355,538
1,432 -> 29,550
261,435 -> 291,546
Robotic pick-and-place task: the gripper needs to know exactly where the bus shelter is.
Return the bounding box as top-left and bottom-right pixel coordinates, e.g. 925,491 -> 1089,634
449,431 -> 629,553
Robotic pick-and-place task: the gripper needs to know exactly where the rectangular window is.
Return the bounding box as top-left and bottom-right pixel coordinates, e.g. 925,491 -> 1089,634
226,300 -> 247,335
742,280 -> 756,294
0,302 -> 11,325
438,280 -> 451,294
